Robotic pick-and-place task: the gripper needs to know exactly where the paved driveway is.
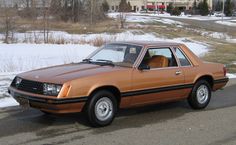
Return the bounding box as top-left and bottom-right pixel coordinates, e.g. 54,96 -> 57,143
0,80 -> 236,145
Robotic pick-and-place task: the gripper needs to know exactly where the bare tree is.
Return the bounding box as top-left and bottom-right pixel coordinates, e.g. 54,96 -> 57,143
42,0 -> 49,43
119,13 -> 126,29
72,0 -> 83,22
49,0 -> 106,23
118,0 -> 131,28
1,0 -> 17,43
85,0 -> 105,24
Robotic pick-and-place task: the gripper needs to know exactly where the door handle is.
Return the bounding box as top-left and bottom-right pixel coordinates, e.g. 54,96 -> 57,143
175,71 -> 182,75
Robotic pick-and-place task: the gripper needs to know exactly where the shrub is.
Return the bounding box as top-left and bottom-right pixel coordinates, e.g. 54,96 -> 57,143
224,0 -> 234,16
171,7 -> 181,16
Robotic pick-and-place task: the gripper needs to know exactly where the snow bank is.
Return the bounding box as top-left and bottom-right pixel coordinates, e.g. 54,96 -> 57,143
0,31 -> 209,73
189,29 -> 236,43
216,20 -> 236,27
227,73 -> 236,79
0,97 -> 18,108
0,44 -> 97,72
107,12 -> 184,25
0,72 -> 17,96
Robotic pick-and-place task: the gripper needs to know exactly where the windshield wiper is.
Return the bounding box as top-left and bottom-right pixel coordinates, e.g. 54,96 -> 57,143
95,59 -> 115,66
82,58 -> 92,63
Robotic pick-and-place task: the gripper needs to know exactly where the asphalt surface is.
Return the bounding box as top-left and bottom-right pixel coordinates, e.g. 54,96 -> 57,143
169,17 -> 236,36
0,80 -> 236,145
142,14 -> 236,36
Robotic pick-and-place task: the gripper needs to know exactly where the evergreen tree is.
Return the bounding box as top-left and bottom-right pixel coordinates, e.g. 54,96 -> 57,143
119,0 -> 131,12
224,0 -> 234,16
193,0 -> 197,10
215,0 -> 222,11
128,2 -> 132,11
102,0 -> 109,12
198,0 -> 209,16
171,7 -> 181,16
167,3 -> 173,14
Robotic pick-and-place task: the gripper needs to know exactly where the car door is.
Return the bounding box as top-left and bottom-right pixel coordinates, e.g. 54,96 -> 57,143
129,47 -> 187,106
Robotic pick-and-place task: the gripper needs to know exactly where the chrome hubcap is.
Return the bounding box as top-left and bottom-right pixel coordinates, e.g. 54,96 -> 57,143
95,97 -> 113,121
197,85 -> 209,104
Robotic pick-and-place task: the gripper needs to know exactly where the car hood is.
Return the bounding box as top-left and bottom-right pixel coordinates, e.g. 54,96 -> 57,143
18,63 -> 128,84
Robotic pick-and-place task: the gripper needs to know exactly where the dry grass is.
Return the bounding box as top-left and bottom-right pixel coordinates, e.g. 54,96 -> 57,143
14,18 -> 122,34
203,43 -> 236,73
77,35 -> 117,47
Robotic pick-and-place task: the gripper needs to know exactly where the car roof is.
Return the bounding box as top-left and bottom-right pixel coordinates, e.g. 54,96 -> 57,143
109,41 -> 182,47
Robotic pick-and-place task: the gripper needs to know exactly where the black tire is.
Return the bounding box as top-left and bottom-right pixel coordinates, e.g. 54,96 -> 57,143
86,90 -> 117,127
188,80 -> 211,109
40,110 -> 51,115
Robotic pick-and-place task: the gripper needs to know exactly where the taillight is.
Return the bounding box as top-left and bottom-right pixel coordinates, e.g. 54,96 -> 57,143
223,66 -> 227,77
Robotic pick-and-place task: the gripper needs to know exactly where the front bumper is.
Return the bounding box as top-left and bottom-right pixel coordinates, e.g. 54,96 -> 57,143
8,87 -> 88,113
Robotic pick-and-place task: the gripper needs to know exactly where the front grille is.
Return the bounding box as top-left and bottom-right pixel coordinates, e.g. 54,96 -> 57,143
11,78 -> 44,95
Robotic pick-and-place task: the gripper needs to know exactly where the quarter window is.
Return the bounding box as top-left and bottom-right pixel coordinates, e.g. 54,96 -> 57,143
174,48 -> 191,66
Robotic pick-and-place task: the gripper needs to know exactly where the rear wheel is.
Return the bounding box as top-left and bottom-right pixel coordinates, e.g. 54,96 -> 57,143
86,90 -> 117,127
188,80 -> 211,109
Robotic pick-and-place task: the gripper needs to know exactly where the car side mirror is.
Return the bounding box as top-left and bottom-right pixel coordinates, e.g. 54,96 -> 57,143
138,64 -> 150,70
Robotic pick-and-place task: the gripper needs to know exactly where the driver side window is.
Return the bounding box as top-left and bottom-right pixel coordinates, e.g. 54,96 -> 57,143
141,48 -> 178,68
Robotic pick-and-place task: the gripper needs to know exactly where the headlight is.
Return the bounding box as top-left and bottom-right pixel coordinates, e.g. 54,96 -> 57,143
43,83 -> 62,96
15,77 -> 22,87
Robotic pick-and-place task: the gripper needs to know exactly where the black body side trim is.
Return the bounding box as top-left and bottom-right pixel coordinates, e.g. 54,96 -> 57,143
10,90 -> 88,105
214,78 -> 229,84
121,84 -> 194,97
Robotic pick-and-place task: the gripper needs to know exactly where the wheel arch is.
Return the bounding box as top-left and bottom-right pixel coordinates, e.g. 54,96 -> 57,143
194,75 -> 214,89
88,85 -> 121,107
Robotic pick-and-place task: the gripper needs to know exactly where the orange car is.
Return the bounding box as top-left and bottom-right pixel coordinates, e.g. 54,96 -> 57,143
8,41 -> 228,127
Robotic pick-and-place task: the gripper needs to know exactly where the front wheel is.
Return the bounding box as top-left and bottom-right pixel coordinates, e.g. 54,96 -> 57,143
188,80 -> 211,109
86,90 -> 117,127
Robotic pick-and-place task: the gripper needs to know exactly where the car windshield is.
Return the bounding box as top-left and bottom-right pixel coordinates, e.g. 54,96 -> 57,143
86,44 -> 142,67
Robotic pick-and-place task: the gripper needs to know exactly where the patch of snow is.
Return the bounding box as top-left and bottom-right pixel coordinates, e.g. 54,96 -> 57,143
126,15 -> 158,23
0,44 -> 97,72
0,97 -> 19,108
107,12 -> 120,19
215,20 -> 236,27
0,72 -> 18,97
199,31 -> 235,43
107,12 -> 185,25
184,27 -> 236,43
108,12 -> 232,21
227,73 -> 236,79
155,18 -> 184,25
173,38 -> 209,56
226,38 -> 236,43
206,32 -> 232,39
